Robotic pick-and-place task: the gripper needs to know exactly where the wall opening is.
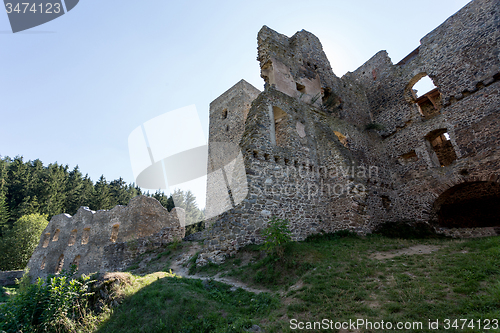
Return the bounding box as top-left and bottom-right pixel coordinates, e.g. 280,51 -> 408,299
296,82 -> 306,94
52,229 -> 60,242
42,233 -> 51,248
333,131 -> 348,147
72,255 -> 81,270
381,195 -> 391,211
81,227 -> 90,245
425,129 -> 457,167
398,150 -> 418,165
222,108 -> 228,119
56,254 -> 64,274
273,106 -> 288,147
68,229 -> 77,246
406,73 -> 442,119
434,181 -> 500,228
110,224 -> 120,243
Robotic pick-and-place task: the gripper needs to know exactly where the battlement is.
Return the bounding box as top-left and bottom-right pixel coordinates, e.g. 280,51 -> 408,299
200,0 -> 500,265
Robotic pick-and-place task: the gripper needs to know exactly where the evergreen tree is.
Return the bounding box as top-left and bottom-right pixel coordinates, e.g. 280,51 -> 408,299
110,177 -> 130,206
40,163 -> 67,217
170,189 -> 204,225
17,195 -> 40,217
92,175 -> 112,210
65,166 -> 84,215
0,193 -> 10,236
6,156 -> 30,222
81,174 -> 95,210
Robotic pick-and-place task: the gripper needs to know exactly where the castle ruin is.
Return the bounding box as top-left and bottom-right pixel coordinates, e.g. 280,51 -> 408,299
198,0 -> 500,264
27,196 -> 185,280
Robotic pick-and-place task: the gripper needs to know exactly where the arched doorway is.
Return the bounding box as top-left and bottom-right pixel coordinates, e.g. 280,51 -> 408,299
433,181 -> 500,228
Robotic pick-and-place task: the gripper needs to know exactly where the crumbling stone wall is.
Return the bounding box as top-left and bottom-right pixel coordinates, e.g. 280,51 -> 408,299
0,270 -> 24,286
200,0 -> 500,264
205,80 -> 261,222
27,196 -> 185,280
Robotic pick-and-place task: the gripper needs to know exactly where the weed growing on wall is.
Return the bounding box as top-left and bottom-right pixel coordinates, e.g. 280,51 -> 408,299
261,216 -> 292,258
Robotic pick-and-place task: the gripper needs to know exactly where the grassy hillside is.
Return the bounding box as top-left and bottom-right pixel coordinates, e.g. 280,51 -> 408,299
2,233 -> 500,332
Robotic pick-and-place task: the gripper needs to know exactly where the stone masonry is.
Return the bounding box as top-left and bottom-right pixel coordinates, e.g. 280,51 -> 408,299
198,0 -> 500,265
27,195 -> 185,280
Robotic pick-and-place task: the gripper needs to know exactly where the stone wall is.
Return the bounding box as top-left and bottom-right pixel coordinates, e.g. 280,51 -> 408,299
199,0 -> 500,265
0,270 -> 24,286
26,195 -> 185,280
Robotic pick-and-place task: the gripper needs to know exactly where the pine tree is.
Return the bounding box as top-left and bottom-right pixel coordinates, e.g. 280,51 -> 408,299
65,166 -> 84,215
110,177 -> 129,206
92,175 -> 111,210
40,163 -> 67,217
0,193 -> 10,236
6,156 -> 30,222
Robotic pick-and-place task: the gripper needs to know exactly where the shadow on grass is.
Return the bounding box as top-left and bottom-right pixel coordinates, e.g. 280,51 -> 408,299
96,276 -> 278,333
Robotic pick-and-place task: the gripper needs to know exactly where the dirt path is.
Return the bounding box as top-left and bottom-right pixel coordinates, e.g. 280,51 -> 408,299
371,244 -> 442,260
168,243 -> 269,294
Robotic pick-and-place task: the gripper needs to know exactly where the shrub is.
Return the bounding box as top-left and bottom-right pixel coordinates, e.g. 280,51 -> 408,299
261,217 -> 292,258
0,213 -> 49,270
0,267 -> 95,332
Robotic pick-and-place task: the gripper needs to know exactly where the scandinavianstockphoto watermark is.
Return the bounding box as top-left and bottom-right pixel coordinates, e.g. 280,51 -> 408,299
251,163 -> 378,199
4,0 -> 79,33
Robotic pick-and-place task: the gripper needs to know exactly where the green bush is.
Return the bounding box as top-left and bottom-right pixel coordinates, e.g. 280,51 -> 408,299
261,217 -> 292,258
0,267 -> 95,332
0,213 -> 49,270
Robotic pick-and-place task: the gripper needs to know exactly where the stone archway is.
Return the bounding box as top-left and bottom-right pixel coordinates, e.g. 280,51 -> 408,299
433,181 -> 500,228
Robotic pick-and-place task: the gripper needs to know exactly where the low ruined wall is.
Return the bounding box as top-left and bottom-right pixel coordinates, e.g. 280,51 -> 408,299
26,195 -> 185,280
0,270 -> 24,286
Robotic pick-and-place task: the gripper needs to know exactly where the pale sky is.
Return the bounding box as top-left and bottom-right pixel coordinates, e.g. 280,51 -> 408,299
0,0 -> 471,208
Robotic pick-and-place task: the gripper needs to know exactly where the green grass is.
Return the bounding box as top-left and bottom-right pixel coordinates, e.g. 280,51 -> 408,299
189,233 -> 500,332
0,285 -> 17,303
5,234 -> 500,332
95,273 -> 278,333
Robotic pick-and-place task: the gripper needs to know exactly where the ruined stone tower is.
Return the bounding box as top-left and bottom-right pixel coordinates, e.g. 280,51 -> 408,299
199,0 -> 500,265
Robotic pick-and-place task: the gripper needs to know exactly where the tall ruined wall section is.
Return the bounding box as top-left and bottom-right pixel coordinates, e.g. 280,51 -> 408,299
27,196 -> 185,280
200,0 -> 500,264
199,88 -> 376,265
350,0 -> 500,232
205,80 -> 261,221
257,26 -> 374,128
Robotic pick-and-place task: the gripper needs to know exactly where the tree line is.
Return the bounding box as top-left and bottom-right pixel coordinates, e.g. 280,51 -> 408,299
0,155 -> 205,270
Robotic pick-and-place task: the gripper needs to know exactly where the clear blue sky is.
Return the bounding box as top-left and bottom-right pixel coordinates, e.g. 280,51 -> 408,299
0,0 -> 471,208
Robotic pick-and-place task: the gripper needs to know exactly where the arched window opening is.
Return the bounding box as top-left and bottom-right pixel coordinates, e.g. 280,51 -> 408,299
68,229 -> 77,246
425,129 -> 457,167
42,233 -> 51,248
40,257 -> 46,270
72,255 -> 81,270
271,106 -> 288,147
296,82 -> 306,94
56,254 -> 64,274
406,74 -> 442,119
110,224 -> 120,243
52,229 -> 60,242
81,227 -> 90,245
